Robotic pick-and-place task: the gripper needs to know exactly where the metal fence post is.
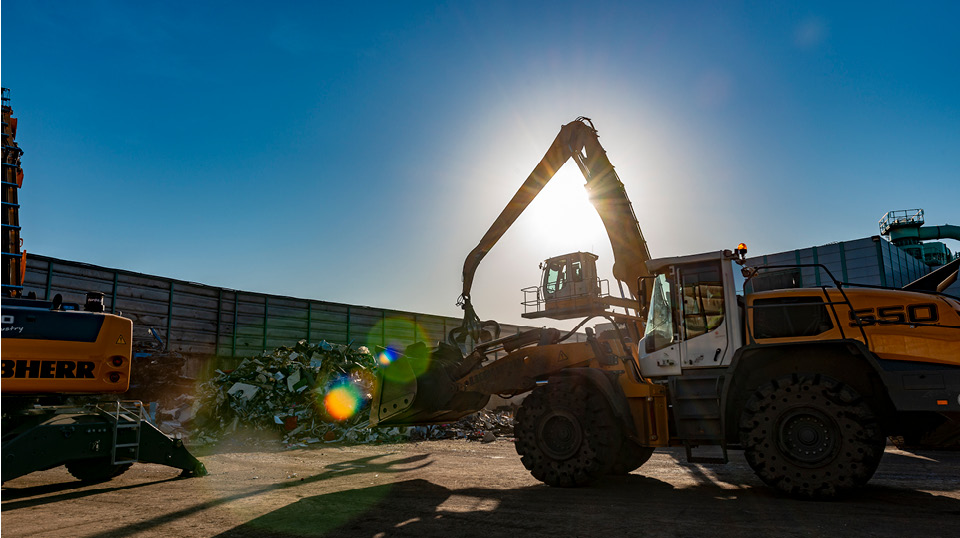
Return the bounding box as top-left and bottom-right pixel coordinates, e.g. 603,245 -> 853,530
307,301 -> 312,344
263,296 -> 269,352
215,289 -> 222,357
839,241 -> 848,283
166,282 -> 174,348
44,263 -> 52,300
232,292 -> 239,358
812,246 -> 821,286
794,250 -> 804,287
111,272 -> 119,313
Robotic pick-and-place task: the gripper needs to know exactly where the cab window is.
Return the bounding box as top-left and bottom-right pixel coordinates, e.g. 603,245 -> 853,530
680,262 -> 725,339
644,273 -> 676,352
571,260 -> 583,282
543,261 -> 567,295
752,296 -> 833,339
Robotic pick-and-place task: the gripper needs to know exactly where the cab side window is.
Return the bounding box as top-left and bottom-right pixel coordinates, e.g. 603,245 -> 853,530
644,274 -> 677,352
543,261 -> 568,295
680,262 -> 725,339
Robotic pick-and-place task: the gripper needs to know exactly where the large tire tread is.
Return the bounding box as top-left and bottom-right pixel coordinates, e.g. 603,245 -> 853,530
739,373 -> 884,500
515,381 -> 620,487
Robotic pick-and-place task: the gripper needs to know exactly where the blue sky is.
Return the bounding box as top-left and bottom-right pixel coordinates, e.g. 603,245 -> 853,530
3,1 -> 958,327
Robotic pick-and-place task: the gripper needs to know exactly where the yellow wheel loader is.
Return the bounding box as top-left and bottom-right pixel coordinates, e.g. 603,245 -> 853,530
371,118 -> 960,499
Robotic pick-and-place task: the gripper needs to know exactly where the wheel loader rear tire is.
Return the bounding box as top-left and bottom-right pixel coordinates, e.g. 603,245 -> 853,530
65,458 -> 132,483
515,380 -> 620,487
739,373 -> 885,500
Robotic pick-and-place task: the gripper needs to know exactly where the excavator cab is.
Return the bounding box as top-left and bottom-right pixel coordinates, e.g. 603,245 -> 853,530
522,252 -> 608,319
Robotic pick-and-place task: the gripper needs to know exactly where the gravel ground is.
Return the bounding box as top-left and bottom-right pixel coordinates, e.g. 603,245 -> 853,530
2,439 -> 959,538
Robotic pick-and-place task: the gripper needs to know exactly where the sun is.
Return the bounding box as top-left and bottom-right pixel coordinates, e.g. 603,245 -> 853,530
521,162 -> 609,255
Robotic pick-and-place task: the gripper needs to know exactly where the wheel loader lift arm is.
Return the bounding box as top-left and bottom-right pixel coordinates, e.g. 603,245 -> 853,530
457,118 -> 653,338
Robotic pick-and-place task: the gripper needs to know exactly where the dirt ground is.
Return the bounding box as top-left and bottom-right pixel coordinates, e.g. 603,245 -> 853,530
2,439 -> 959,538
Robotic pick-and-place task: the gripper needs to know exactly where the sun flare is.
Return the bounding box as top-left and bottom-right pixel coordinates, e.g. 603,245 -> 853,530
521,163 -> 608,254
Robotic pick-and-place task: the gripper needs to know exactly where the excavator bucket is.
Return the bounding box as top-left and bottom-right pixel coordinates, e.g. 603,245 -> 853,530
370,341 -> 490,426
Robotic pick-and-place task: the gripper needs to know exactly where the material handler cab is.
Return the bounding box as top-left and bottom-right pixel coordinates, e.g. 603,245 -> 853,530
522,252 -> 607,320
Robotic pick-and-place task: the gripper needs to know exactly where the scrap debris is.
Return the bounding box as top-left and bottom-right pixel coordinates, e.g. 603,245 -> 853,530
447,408 -> 515,442
191,340 -> 383,446
181,340 -> 514,448
123,350 -> 198,430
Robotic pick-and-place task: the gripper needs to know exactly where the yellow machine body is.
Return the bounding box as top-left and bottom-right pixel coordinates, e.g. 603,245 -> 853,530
1,305 -> 133,394
747,287 -> 960,367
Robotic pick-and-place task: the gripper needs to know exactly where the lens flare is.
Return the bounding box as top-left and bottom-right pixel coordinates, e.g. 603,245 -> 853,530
324,381 -> 363,421
378,347 -> 400,366
366,317 -> 433,353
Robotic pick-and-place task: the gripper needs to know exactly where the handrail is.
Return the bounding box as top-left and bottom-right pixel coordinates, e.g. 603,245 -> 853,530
521,278 -> 610,315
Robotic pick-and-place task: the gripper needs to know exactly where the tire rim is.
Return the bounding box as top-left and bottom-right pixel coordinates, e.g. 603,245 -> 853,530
536,409 -> 582,461
777,407 -> 840,466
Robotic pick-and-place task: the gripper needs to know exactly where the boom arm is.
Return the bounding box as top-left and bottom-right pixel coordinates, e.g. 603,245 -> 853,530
456,118 -> 652,338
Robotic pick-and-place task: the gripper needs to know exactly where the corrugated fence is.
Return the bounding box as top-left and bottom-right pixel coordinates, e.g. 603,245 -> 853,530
22,254 -> 565,374
25,238 -> 950,376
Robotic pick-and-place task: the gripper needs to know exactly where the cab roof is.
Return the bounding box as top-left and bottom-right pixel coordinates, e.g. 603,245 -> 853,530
645,250 -> 730,274
543,251 -> 599,263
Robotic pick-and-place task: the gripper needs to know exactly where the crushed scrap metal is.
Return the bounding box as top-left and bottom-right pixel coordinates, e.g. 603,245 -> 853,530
177,340 -> 514,447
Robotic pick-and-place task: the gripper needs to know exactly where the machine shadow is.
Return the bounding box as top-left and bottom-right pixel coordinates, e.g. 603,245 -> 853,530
70,452 -> 434,538
212,474 -> 960,538
1,475 -> 187,509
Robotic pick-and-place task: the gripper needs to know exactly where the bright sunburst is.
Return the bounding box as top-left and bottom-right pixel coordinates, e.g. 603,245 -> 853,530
522,162 -> 608,253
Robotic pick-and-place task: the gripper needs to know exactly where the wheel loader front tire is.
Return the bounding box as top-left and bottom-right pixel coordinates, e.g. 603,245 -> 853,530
739,373 -> 885,500
515,381 -> 620,487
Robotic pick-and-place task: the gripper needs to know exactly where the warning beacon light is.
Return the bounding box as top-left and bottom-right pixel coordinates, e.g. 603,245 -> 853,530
736,243 -> 748,262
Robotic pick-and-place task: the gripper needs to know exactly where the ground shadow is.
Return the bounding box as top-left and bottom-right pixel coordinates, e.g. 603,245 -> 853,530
211,473 -> 960,538
67,452 -> 433,538
1,475 -> 187,508
9,447 -> 960,538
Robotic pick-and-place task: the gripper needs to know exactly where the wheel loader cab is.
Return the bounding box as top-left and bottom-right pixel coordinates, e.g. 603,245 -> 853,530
637,251 -> 745,378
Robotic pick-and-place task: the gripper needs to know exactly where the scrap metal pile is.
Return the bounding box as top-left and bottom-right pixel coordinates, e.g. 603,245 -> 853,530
187,340 -> 513,447
127,350 -> 194,425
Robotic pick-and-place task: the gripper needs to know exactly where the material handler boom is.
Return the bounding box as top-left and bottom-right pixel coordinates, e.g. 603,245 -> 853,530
451,117 -> 652,346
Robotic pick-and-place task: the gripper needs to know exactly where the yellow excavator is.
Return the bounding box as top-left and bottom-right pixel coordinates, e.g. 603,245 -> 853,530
1,91 -> 205,483
372,117 -> 960,499
1,293 -> 208,483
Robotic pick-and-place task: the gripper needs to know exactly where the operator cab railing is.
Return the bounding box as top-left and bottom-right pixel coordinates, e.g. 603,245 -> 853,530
521,277 -> 611,319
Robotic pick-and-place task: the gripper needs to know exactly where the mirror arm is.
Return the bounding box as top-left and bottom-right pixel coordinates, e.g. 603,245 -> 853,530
637,276 -> 651,318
